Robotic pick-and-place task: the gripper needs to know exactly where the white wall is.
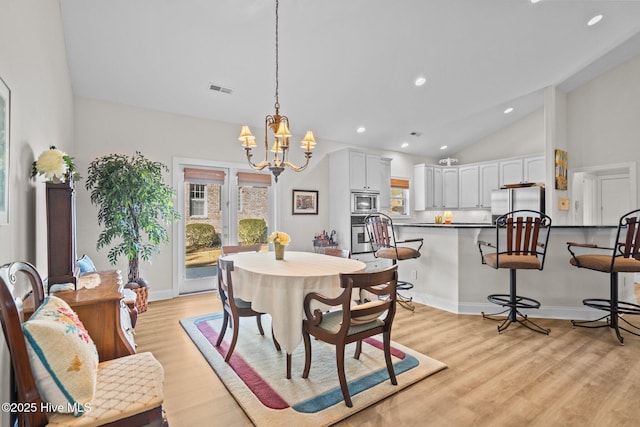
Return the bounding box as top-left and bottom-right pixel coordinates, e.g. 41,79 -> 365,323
73,97 -> 429,300
566,55 -> 640,205
454,108 -> 545,164
0,0 -> 74,424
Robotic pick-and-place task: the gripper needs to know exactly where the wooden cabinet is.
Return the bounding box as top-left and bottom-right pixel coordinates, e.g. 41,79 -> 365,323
46,182 -> 78,287
349,150 -> 381,192
28,271 -> 136,362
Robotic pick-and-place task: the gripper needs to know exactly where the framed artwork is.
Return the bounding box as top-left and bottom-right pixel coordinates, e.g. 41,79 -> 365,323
0,77 -> 10,225
554,149 -> 568,190
292,189 -> 318,215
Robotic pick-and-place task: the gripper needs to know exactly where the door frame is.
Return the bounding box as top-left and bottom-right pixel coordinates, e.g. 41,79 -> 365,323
172,156 -> 279,297
568,162 -> 637,225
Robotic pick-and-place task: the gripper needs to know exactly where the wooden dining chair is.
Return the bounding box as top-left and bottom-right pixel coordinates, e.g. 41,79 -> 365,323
215,258 -> 280,361
567,208 -> 640,344
302,265 -> 398,407
323,247 -> 351,258
0,261 -> 165,427
221,243 -> 263,255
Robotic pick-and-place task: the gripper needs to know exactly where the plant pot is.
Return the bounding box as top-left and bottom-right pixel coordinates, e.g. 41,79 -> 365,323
125,278 -> 149,313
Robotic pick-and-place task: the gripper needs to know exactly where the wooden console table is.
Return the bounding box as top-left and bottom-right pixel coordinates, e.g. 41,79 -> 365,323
26,270 -> 136,361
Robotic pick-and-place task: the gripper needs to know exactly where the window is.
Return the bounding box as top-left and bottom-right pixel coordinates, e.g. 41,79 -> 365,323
390,178 -> 410,216
189,184 -> 206,217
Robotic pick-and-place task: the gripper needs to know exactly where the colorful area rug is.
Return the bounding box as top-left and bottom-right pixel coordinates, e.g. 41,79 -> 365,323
180,313 -> 447,426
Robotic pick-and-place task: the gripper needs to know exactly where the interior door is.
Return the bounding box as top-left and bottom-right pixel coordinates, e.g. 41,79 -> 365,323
600,175 -> 630,225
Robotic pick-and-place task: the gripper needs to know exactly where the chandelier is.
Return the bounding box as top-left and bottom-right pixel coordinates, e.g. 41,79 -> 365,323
237,0 -> 316,182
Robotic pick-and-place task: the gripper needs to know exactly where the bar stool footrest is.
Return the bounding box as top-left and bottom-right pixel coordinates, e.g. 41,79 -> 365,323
487,293 -> 541,310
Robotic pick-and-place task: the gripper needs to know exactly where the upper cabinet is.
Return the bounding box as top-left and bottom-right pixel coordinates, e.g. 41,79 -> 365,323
499,155 -> 545,187
415,154 -> 542,211
442,167 -> 458,208
459,162 -> 499,209
349,150 -> 381,192
414,164 -> 443,210
379,158 -> 392,210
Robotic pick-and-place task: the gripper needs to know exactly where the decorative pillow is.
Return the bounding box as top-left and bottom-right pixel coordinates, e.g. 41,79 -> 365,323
350,300 -> 387,325
77,255 -> 97,273
22,296 -> 98,416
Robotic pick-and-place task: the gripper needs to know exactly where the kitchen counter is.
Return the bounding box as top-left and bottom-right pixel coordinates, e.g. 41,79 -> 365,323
383,223 -> 633,320
395,222 -> 617,229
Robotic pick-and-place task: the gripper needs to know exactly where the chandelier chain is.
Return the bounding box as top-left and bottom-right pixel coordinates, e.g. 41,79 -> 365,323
274,0 -> 280,111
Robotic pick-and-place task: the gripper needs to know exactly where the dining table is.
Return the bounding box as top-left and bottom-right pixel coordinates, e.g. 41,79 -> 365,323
221,250 -> 366,378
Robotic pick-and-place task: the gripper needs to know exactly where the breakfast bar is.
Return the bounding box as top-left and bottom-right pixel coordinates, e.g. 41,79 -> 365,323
390,223 -> 633,320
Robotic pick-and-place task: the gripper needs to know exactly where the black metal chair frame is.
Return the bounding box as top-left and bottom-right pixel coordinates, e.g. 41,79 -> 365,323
363,212 -> 423,311
478,210 -> 552,335
567,209 -> 640,345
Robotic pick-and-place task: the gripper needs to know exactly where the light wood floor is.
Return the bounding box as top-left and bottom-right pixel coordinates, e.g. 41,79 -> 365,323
135,292 -> 640,427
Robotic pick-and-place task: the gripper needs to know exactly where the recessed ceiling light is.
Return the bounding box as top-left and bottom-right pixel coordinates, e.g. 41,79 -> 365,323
357,126 -> 366,133
587,14 -> 603,26
414,76 -> 427,87
530,0 -> 541,4
504,107 -> 514,114
401,142 -> 409,148
440,145 -> 448,150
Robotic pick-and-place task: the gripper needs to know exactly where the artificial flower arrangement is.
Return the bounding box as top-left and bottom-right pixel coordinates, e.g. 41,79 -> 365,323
31,146 -> 81,183
268,231 -> 291,246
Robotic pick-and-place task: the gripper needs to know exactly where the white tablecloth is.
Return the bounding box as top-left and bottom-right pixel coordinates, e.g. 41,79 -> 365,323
223,251 -> 366,353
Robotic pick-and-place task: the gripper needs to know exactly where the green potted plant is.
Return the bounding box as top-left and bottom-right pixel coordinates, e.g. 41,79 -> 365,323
85,152 -> 179,309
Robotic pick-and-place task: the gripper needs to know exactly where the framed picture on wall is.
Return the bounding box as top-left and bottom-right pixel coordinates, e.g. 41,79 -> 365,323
0,77 -> 10,225
292,189 -> 318,215
555,149 -> 568,190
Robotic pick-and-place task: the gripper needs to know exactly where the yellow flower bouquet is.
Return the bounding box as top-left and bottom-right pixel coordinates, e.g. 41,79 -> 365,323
268,231 -> 290,260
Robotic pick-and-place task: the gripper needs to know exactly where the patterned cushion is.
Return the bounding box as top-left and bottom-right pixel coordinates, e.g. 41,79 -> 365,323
47,352 -> 165,426
22,296 -> 99,415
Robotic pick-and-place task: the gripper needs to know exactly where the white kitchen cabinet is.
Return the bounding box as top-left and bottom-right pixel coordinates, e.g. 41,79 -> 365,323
524,155 -> 545,183
442,167 -> 458,208
413,164 -> 426,211
433,167 -> 443,208
499,158 -> 524,187
349,150 -> 381,192
499,155 -> 545,187
479,162 -> 499,208
459,162 -> 498,209
459,165 -> 479,208
379,157 -> 391,210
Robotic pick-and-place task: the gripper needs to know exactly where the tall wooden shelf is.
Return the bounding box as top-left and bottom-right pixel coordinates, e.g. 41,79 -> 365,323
46,181 -> 78,288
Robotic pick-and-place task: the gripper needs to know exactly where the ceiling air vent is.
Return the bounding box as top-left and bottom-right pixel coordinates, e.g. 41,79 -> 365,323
209,83 -> 232,94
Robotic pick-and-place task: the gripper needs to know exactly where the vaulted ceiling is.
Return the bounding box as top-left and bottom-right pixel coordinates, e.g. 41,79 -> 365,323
59,0 -> 640,158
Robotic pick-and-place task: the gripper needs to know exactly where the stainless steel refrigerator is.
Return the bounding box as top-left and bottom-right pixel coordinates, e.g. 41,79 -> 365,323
490,186 -> 545,222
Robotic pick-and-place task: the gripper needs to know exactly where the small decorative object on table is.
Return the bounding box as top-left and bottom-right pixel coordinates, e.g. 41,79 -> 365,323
313,229 -> 337,253
268,231 -> 290,260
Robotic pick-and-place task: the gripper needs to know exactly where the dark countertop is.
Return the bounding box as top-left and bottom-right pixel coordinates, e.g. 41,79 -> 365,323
395,223 -> 617,229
